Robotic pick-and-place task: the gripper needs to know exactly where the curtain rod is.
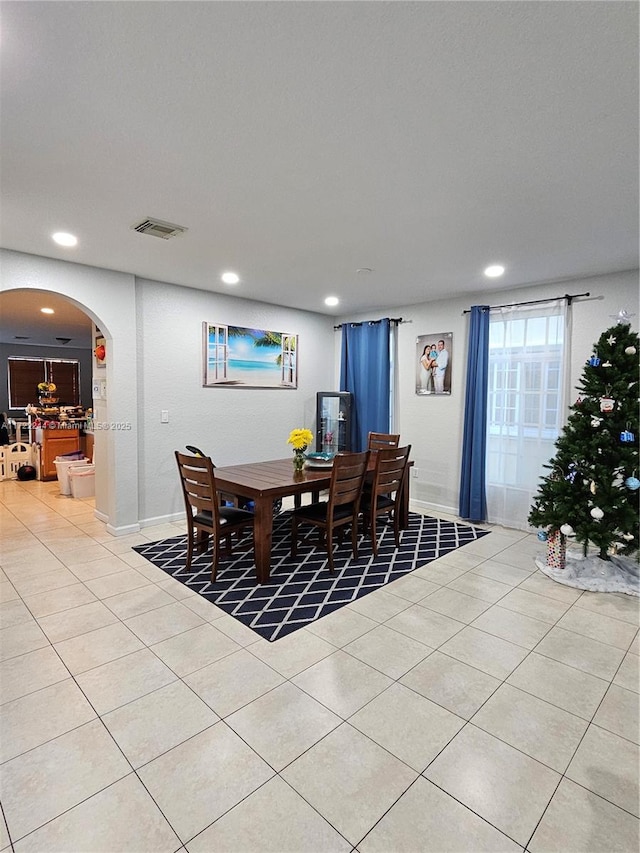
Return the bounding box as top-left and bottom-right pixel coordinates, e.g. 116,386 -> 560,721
462,292 -> 590,315
334,317 -> 404,330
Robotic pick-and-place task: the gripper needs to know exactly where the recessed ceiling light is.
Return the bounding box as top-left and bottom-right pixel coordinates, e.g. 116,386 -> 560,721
484,264 -> 505,278
221,271 -> 240,285
325,296 -> 339,307
41,307 -> 55,314
52,232 -> 77,247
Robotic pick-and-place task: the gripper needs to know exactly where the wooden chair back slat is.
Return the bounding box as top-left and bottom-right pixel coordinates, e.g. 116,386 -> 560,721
367,432 -> 401,451
373,448 -> 410,497
176,452 -> 219,519
329,451 -> 370,508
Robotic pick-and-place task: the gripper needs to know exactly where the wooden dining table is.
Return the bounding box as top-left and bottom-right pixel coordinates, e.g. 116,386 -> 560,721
213,456 -> 411,584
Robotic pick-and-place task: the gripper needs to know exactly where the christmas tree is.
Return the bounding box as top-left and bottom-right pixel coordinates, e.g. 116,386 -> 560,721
529,320 -> 639,561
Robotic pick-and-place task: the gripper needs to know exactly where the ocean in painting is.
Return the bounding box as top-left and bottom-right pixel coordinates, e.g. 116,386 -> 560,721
208,357 -> 281,384
227,359 -> 279,373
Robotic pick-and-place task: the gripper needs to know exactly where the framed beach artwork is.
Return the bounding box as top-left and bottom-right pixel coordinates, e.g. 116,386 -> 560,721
203,322 -> 297,388
416,332 -> 452,395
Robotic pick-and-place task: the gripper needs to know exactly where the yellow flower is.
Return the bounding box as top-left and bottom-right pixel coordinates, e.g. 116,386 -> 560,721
287,428 -> 313,451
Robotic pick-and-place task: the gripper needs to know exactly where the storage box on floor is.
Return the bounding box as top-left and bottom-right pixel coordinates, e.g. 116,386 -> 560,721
69,463 -> 95,498
53,453 -> 90,495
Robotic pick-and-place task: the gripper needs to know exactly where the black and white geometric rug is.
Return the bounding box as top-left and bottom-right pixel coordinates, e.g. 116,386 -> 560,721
133,511 -> 490,641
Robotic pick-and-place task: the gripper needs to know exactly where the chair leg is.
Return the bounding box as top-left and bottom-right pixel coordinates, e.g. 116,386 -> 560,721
351,519 -> 359,560
185,528 -> 195,571
326,538 -> 335,574
393,511 -> 401,548
223,532 -> 233,555
196,530 -> 209,554
371,513 -> 378,556
325,522 -> 335,574
211,539 -> 220,583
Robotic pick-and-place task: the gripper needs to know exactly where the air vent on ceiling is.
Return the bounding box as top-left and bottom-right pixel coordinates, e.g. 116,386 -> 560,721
56,337 -> 72,345
131,218 -> 188,240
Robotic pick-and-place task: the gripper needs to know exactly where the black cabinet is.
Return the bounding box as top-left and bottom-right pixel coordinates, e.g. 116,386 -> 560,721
316,392 -> 352,453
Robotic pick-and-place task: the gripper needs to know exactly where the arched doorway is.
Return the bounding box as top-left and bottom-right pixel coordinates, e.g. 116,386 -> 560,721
0,251 -> 140,535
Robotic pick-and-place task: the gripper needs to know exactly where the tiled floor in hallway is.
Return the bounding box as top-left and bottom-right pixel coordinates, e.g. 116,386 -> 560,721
0,478 -> 638,852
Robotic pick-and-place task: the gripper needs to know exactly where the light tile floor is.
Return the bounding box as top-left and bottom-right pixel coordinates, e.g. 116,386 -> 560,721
1,478 -> 638,852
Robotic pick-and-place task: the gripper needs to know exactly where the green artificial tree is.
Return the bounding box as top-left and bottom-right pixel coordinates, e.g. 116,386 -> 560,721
529,321 -> 639,561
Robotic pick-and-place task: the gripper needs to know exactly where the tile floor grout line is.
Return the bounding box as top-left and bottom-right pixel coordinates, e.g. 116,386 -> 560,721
523,772 -> 565,851
2,480 -> 637,850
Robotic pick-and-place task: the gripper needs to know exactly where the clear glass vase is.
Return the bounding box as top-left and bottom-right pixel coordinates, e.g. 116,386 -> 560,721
292,449 -> 306,473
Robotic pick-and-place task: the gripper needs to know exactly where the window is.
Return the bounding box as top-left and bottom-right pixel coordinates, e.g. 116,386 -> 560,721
8,357 -> 81,409
205,324 -> 228,382
485,301 -> 569,529
281,335 -> 297,386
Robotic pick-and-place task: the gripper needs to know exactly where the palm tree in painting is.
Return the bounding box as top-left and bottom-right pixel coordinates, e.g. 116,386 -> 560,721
227,327 -> 294,366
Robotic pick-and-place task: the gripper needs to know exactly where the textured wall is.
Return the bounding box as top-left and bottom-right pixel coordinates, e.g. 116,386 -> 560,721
135,278 -> 335,524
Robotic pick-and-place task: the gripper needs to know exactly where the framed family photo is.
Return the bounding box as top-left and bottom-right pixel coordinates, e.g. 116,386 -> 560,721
416,332 -> 452,395
203,322 -> 297,388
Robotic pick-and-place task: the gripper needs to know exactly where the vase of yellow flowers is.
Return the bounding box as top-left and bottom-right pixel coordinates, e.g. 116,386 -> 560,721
287,427 -> 313,473
37,381 -> 58,404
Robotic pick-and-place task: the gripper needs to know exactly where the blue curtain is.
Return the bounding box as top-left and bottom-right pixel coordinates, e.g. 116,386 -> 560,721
459,305 -> 490,521
340,319 -> 390,451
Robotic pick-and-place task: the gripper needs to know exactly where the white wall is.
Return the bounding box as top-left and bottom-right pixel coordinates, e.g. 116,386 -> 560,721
338,270 -> 639,515
135,278 -> 335,525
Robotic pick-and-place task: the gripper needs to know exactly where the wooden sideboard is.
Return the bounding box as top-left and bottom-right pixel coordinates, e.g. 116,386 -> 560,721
36,428 -> 81,480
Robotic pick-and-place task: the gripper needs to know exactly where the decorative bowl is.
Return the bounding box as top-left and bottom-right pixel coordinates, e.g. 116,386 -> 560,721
304,451 -> 335,468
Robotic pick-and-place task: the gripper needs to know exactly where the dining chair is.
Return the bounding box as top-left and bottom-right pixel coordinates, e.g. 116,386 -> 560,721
362,433 -> 401,503
185,445 -> 239,507
361,444 -> 411,556
367,432 -> 401,451
290,450 -> 370,574
185,445 -> 283,516
175,451 -> 255,582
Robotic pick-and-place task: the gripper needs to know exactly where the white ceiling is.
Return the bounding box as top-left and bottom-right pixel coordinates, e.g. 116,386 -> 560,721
1,1 -> 637,323
0,289 -> 92,347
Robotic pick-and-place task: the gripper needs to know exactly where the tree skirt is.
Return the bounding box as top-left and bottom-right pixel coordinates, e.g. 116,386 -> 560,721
535,551 -> 639,597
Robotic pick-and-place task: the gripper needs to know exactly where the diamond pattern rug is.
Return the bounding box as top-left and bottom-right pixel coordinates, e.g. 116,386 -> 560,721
133,511 -> 490,641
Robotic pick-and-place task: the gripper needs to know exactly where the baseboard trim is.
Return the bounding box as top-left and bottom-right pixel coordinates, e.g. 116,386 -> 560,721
106,522 -> 142,537
94,509 -> 108,523
139,511 -> 186,529
410,498 -> 459,518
